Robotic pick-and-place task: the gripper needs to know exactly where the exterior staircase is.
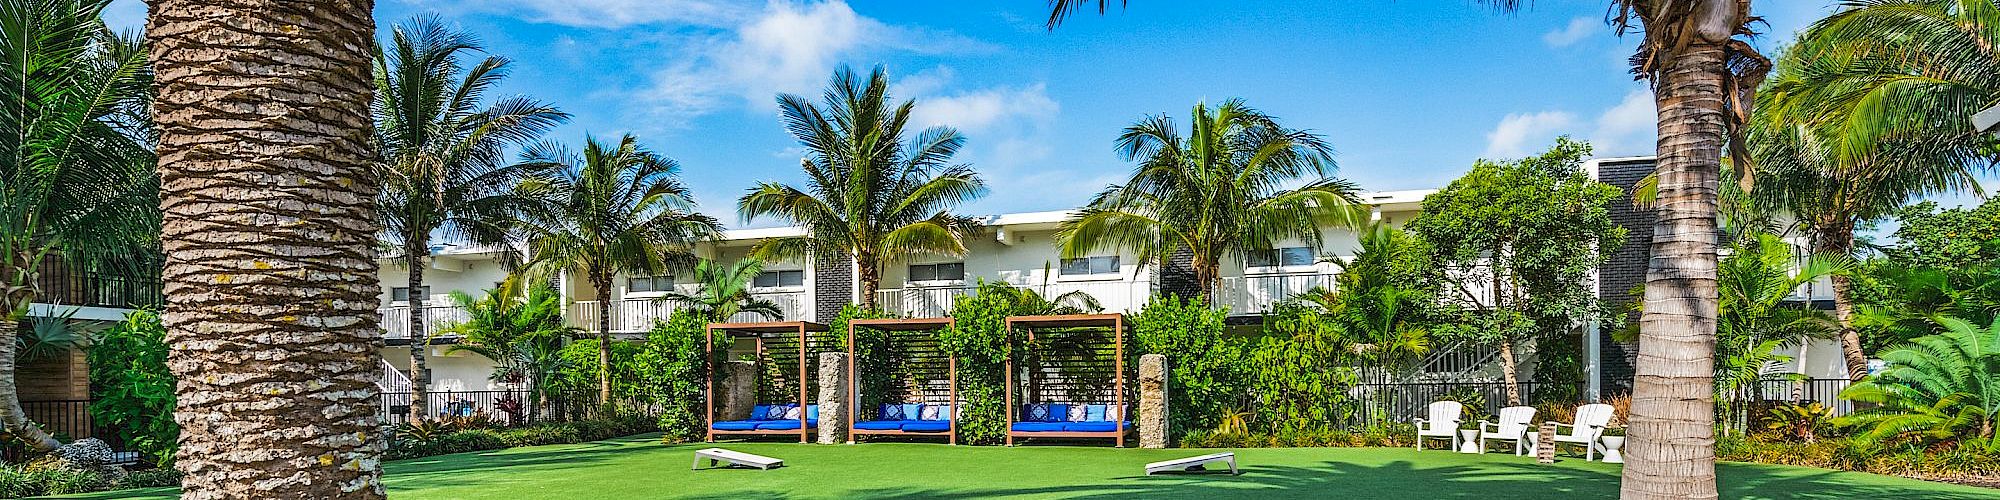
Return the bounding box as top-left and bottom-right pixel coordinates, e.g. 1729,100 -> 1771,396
380,359 -> 412,393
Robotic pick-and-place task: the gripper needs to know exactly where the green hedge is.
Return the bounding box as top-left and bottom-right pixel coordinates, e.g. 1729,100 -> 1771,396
386,415 -> 658,460
1178,422 -> 1417,449
1718,435 -> 2000,484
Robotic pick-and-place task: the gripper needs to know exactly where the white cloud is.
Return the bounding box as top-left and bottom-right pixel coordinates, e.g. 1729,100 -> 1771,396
1483,111 -> 1578,158
1542,16 -> 1600,48
1587,90 -> 1656,157
415,0 -> 747,29
908,84 -> 1059,134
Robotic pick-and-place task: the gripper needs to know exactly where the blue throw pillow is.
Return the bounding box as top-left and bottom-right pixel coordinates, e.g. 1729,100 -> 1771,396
882,403 -> 905,420
1085,404 -> 1107,422
1025,403 -> 1050,422
807,405 -> 819,420
1044,404 -> 1071,422
900,404 -> 923,422
769,404 -> 794,420
749,405 -> 771,420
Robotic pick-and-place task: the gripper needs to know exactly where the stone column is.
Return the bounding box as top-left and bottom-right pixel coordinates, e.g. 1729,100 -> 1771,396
716,360 -> 756,420
1138,354 -> 1169,449
816,351 -> 850,444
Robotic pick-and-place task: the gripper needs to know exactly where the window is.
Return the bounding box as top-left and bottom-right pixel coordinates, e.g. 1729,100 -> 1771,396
1248,247 -> 1316,268
390,286 -> 430,301
1059,256 -> 1120,276
628,275 -> 673,293
908,262 -> 965,282
754,270 -> 805,288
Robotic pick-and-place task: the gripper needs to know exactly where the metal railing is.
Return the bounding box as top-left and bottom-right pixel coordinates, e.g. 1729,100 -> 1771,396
875,280 -> 1154,316
1213,272 -> 1338,314
1344,380 -> 1585,428
33,256 -> 162,310
380,305 -> 471,341
380,359 -> 413,393
875,286 -> 973,318
568,291 -> 808,333
728,290 -> 805,323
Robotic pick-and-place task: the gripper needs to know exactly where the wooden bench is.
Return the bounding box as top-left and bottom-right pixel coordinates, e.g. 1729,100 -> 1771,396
692,448 -> 783,470
1145,452 -> 1237,475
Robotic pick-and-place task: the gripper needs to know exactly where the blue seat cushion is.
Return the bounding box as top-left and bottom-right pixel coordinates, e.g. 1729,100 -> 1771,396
853,420 -> 906,431
753,419 -> 818,430
1061,421 -> 1130,432
899,420 -> 951,432
1010,421 -> 1067,432
711,420 -> 762,431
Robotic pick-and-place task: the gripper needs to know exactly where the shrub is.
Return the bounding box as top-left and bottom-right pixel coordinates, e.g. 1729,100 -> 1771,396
87,310 -> 178,468
939,283 -> 1015,445
636,311 -> 719,442
0,464 -> 109,498
1132,295 -> 1250,443
1717,434 -> 2000,484
1249,304 -> 1360,432
1759,402 -> 1835,442
1837,317 -> 1999,451
113,467 -> 182,489
1176,422 -> 1416,449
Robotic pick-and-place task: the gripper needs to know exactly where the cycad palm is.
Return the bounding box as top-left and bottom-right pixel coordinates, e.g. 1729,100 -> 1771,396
1058,99 -> 1364,302
739,65 -> 988,310
516,134 -> 721,402
1837,316 -> 2000,452
659,259 -> 782,322
0,0 -> 156,451
373,16 -> 567,421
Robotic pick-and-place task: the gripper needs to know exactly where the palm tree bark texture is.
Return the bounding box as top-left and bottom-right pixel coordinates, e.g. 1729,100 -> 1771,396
149,1 -> 387,498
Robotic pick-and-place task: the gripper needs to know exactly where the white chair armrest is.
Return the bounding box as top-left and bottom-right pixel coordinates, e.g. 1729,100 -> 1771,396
1478,420 -> 1497,432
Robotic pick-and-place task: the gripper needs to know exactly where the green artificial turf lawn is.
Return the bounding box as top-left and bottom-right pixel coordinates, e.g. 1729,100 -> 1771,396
55,434 -> 1998,499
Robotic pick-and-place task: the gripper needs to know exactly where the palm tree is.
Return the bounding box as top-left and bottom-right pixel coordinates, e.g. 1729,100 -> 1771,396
1057,98 -> 1363,303
516,134 -> 721,403
658,259 -> 782,322
1047,2 -> 1772,497
149,0 -> 387,496
1710,234 -> 1842,435
0,0 -> 155,452
441,278 -> 578,412
1837,316 -> 2000,452
373,16 -> 567,421
739,65 -> 988,310
1753,0 -> 1991,382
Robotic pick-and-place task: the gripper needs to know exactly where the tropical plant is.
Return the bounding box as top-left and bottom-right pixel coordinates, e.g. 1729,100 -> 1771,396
1759,402 -> 1833,443
1837,316 -> 2000,452
86,310 -> 174,468
440,279 -> 579,409
1297,223 -> 1441,367
150,0 -> 388,495
1132,295 -> 1250,442
17,307 -> 96,362
739,65 -> 987,310
658,259 -> 781,322
515,134 -> 722,402
1852,261 -> 2000,353
1713,234 -> 1844,434
1249,302 -> 1361,433
1407,138 -> 1626,405
373,15 -> 568,420
1057,98 -> 1364,302
0,0 -> 156,452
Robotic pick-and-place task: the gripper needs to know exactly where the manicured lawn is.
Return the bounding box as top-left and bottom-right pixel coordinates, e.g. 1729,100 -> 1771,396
57,434 -> 1997,499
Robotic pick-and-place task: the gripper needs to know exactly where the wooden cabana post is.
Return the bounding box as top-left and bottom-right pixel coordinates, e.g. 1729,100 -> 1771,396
703,321 -> 829,444
1003,313 -> 1130,447
846,317 -> 960,444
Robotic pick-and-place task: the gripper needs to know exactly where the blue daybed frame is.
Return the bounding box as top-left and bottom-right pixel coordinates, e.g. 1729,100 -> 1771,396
705,321 -> 829,443
1004,314 -> 1131,447
846,317 -> 959,444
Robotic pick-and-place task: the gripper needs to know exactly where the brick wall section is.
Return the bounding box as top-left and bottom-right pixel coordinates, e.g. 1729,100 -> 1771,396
814,249 -> 854,321
1594,158 -> 1656,395
1157,248 -> 1201,302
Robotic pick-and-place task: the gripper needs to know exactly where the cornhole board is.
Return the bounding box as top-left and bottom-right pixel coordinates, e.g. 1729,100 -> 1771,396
693,448 -> 783,470
1145,452 -> 1238,475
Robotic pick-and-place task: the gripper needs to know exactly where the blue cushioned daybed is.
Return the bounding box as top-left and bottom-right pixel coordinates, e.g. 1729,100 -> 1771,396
1007,403 -> 1130,435
849,402 -> 956,439
709,404 -> 819,435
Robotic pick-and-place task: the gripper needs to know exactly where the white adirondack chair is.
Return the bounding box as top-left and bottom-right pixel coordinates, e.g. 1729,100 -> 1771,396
1412,401 -> 1464,451
1530,403 -> 1615,461
1477,406 -> 1537,455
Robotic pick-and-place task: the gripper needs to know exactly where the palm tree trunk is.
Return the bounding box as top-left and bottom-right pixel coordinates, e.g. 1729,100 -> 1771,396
0,252 -> 61,452
1622,42 -> 1726,500
406,249 -> 430,422
1193,258 -> 1220,305
596,277 -> 613,405
150,1 -> 387,498
856,250 -> 879,311
1812,223 -> 1868,380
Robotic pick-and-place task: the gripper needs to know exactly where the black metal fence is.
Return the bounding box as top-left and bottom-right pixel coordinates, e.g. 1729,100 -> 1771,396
3,400 -> 122,462
34,255 -> 163,309
379,390 -> 659,427
1745,378 -> 1853,415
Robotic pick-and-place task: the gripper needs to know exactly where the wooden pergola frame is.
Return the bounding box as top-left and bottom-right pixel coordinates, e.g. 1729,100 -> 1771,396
705,321 -> 829,443
1003,313 -> 1129,447
846,317 -> 959,445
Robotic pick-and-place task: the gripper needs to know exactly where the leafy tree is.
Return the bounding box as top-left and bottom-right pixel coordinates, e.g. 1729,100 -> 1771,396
87,310 -> 174,468
516,134 -> 722,402
1057,98 -> 1364,301
635,310 -> 722,442
1131,295 -> 1248,441
1249,303 -> 1360,433
1880,199 -> 2000,271
739,65 -> 987,310
1837,316 -> 2000,452
0,0 -> 156,451
1407,138 -> 1626,405
658,259 -> 781,322
372,15 -> 567,420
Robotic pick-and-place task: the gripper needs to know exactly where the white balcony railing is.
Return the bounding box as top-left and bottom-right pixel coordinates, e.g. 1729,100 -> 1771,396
874,280 -> 1153,317
380,305 -> 471,341
875,286 -> 974,318
729,290 -> 806,323
568,290 -> 810,333
1213,273 -> 1338,314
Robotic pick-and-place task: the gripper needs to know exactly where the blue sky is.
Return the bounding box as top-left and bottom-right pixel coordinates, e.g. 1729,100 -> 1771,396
108,1 -> 1903,229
